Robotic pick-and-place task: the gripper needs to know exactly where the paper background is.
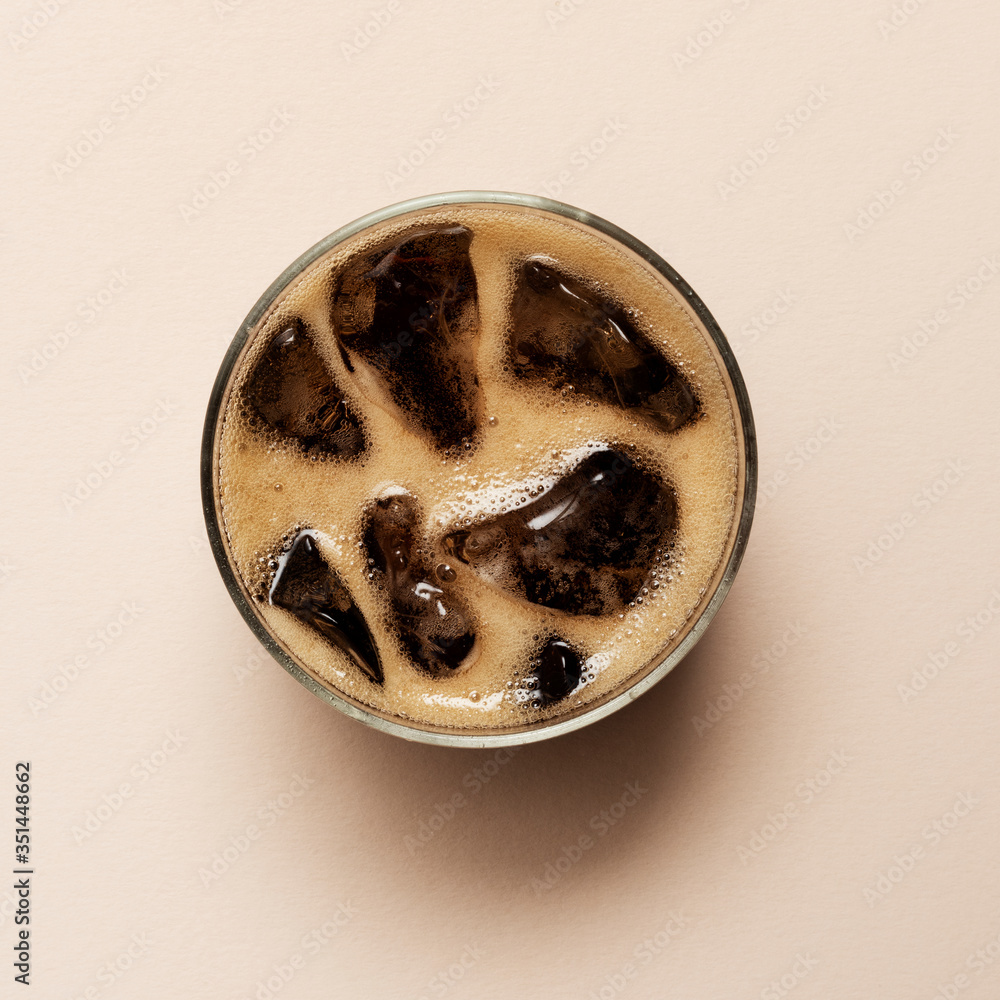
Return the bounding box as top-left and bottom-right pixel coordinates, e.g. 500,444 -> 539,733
4,1 -> 999,997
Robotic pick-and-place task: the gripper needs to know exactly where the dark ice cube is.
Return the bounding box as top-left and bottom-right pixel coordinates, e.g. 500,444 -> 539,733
364,494 -> 475,675
443,449 -> 676,616
244,320 -> 366,457
516,638 -> 583,708
269,530 -> 382,685
332,225 -> 481,451
510,259 -> 698,431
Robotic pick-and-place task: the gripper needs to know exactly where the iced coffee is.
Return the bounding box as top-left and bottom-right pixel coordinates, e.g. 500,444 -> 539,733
205,197 -> 752,738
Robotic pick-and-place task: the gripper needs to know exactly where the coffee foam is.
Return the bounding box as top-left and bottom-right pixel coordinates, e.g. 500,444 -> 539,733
215,204 -> 742,731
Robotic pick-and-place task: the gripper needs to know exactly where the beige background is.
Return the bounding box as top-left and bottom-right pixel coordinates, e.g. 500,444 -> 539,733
4,1 -> 999,997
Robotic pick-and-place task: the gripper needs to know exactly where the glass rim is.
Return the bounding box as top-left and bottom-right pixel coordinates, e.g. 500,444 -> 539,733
200,190 -> 757,748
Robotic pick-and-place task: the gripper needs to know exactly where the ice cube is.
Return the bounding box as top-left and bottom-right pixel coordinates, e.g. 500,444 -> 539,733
269,530 -> 382,685
364,493 -> 475,675
244,320 -> 366,457
333,225 -> 482,451
515,638 -> 583,708
444,449 -> 676,615
510,259 -> 698,431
